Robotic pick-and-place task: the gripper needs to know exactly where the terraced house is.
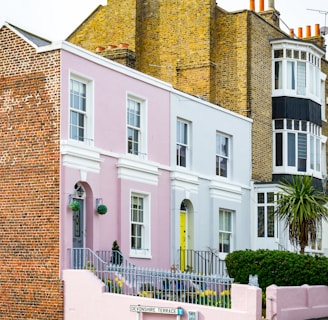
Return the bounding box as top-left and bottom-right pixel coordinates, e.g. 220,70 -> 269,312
0,21 -> 251,318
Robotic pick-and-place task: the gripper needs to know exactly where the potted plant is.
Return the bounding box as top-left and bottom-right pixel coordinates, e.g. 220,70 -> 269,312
96,204 -> 108,215
69,200 -> 80,212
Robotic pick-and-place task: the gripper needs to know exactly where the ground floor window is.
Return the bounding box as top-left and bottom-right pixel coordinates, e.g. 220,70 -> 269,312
257,191 -> 275,238
219,209 -> 233,253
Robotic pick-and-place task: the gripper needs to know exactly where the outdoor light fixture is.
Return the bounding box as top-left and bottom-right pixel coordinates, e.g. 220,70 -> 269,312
75,185 -> 84,198
96,198 -> 102,207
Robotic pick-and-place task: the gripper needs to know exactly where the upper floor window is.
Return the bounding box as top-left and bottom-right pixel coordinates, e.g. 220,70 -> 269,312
257,192 -> 275,238
216,133 -> 230,177
176,119 -> 189,167
70,79 -> 86,141
219,209 -> 233,253
130,193 -> 150,258
69,76 -> 93,144
127,96 -> 146,157
273,119 -> 321,176
272,43 -> 322,101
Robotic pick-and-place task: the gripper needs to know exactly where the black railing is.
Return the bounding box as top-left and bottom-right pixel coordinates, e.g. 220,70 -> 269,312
178,249 -> 227,276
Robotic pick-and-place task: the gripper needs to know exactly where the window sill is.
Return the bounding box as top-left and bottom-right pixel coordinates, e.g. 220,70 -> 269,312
130,249 -> 152,259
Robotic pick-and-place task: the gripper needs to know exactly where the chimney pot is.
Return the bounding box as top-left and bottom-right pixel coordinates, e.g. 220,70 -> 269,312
268,0 -> 275,9
250,0 -> 255,11
298,27 -> 303,38
259,0 -> 264,11
306,25 -> 311,37
289,28 -> 295,38
315,24 -> 320,36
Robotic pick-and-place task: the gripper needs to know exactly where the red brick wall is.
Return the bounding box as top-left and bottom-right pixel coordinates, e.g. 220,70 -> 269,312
0,25 -> 63,319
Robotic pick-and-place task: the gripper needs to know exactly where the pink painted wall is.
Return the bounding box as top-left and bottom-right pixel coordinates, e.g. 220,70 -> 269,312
63,270 -> 262,320
266,284 -> 328,320
60,48 -> 171,271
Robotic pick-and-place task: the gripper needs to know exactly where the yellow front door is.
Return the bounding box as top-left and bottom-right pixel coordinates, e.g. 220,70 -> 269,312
180,212 -> 186,271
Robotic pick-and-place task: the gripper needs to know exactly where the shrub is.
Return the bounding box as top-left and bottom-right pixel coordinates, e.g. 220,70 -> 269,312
226,249 -> 328,291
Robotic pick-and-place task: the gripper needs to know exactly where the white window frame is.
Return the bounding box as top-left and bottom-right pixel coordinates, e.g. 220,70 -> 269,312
273,119 -> 322,178
69,74 -> 94,145
257,191 -> 276,238
219,209 -> 233,253
130,192 -> 151,258
126,95 -> 147,158
216,132 -> 230,178
176,119 -> 190,168
272,43 -> 322,104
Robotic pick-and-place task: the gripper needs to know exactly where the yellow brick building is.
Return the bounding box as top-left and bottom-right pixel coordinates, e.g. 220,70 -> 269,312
68,0 -> 327,185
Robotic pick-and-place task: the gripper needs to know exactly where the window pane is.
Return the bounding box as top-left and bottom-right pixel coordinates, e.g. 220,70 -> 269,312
316,138 -> 320,171
257,193 -> 264,204
267,206 -> 275,237
298,133 -> 307,172
275,61 -> 282,89
287,61 -> 295,89
297,62 -> 306,95
257,207 -> 265,237
288,133 -> 295,166
276,133 -> 283,166
275,119 -> 283,129
310,136 -> 314,169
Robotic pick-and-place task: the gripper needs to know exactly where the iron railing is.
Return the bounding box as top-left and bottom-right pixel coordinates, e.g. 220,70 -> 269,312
96,250 -> 136,268
178,249 -> 227,276
68,248 -> 233,308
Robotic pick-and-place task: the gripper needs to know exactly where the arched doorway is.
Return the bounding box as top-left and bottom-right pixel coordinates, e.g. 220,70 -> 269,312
72,183 -> 85,249
179,200 -> 194,272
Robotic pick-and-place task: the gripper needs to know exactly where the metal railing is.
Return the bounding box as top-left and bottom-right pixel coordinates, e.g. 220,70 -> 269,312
68,248 -> 233,308
96,250 -> 136,269
178,249 -> 227,276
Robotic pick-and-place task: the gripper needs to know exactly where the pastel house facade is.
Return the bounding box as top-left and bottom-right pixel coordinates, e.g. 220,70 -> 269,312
0,22 -> 253,317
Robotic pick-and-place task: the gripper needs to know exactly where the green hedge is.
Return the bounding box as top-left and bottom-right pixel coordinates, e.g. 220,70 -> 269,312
226,249 -> 328,290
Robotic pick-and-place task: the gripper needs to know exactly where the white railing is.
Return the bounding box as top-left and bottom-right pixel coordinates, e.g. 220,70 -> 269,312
68,248 -> 233,308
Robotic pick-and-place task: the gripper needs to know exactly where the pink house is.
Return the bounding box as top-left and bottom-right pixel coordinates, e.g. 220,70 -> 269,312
59,41 -> 173,270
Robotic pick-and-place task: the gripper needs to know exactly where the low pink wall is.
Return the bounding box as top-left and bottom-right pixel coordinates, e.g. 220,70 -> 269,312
266,284 -> 328,320
63,270 -> 262,320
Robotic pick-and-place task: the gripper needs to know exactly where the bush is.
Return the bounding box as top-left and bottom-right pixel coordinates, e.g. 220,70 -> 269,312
226,249 -> 328,291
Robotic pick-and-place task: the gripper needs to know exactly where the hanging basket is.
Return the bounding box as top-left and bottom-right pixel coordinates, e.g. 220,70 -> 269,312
97,204 -> 108,215
69,200 -> 80,212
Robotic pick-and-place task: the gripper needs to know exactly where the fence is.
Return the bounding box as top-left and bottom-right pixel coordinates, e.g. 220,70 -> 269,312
178,249 -> 227,276
68,248 -> 233,308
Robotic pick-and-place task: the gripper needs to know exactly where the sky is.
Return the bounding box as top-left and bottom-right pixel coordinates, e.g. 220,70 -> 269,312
0,0 -> 327,41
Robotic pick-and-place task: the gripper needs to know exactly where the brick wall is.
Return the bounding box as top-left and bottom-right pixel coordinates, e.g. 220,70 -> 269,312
68,1 -> 328,183
0,26 -> 63,319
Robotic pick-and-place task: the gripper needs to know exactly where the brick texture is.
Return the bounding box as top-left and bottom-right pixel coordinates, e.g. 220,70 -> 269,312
68,0 -> 327,183
0,25 -> 63,319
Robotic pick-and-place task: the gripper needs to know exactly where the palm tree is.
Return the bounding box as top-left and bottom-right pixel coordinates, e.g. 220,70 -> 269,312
276,175 -> 328,254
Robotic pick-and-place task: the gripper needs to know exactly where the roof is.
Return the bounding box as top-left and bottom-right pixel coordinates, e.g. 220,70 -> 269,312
7,22 -> 51,47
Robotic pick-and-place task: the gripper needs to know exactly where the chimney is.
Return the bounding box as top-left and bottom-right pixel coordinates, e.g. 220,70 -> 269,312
298,27 -> 303,38
289,28 -> 295,38
306,25 -> 311,37
268,0 -> 275,9
315,24 -> 320,36
250,0 -> 255,11
259,0 -> 264,12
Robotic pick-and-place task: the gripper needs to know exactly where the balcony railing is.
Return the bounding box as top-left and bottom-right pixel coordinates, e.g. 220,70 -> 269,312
68,248 -> 233,308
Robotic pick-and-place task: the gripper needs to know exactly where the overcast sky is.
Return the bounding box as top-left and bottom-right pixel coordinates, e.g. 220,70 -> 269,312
0,0 -> 327,41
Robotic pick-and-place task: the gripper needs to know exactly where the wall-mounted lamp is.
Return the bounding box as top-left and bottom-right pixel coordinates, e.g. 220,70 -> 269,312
96,198 -> 102,207
68,194 -> 74,204
76,185 -> 84,198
